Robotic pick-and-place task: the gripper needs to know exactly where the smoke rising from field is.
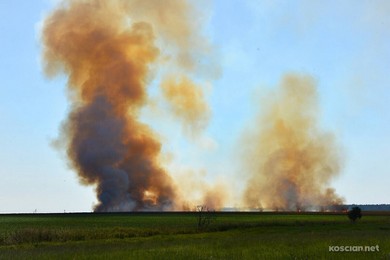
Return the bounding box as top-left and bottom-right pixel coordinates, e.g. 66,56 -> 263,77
242,75 -> 344,211
42,1 -> 344,212
42,0 -> 211,211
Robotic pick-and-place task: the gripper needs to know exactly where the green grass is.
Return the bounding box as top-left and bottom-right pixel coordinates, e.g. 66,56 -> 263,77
0,212 -> 389,259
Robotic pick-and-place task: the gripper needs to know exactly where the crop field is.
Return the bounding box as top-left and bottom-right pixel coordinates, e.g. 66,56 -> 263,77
0,212 -> 389,259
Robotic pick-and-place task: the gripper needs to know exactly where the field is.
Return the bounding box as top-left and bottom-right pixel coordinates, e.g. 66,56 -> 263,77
0,212 -> 389,259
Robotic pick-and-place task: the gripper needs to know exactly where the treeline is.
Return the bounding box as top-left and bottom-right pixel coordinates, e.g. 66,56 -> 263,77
345,204 -> 390,211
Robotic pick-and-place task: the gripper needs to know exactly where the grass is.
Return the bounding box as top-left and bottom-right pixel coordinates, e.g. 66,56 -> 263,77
0,212 -> 389,259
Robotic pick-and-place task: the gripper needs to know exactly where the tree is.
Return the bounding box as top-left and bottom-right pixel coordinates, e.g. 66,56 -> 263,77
347,206 -> 362,222
196,205 -> 215,230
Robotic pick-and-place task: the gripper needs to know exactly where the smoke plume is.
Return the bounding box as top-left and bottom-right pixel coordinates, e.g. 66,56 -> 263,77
42,0 -> 345,212
243,74 -> 344,211
42,0 -> 189,211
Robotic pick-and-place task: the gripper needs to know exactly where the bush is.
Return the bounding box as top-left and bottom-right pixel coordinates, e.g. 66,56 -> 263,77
347,206 -> 362,222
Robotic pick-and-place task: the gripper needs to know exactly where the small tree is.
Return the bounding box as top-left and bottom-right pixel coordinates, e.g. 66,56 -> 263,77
196,205 -> 215,230
347,206 -> 362,222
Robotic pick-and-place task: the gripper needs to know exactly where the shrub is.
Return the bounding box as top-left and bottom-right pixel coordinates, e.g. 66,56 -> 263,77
347,206 -> 362,222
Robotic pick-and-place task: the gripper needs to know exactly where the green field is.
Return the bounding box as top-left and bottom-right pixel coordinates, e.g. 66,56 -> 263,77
0,212 -> 389,259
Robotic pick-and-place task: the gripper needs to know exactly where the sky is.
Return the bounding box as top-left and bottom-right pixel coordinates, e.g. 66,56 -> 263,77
0,0 -> 389,213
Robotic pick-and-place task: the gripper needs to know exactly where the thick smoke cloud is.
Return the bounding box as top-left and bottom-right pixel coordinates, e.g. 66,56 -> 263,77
42,0 -> 178,211
42,0 -> 344,212
242,74 -> 344,211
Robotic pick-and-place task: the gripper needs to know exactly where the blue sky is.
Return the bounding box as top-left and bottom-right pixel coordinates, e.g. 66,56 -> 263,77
0,0 -> 389,212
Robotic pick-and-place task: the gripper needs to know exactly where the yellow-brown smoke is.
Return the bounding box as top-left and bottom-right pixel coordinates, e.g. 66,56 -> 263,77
42,0 -> 185,211
243,74 -> 344,211
161,76 -> 210,134
170,168 -> 230,211
42,0 -> 345,212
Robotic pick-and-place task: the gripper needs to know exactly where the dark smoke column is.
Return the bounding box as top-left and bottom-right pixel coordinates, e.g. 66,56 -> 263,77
42,1 -> 177,211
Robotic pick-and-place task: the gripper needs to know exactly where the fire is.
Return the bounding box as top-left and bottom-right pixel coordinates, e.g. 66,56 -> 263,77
143,190 -> 158,206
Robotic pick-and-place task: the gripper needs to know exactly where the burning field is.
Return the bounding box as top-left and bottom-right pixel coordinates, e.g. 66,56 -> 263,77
42,0 -> 344,212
